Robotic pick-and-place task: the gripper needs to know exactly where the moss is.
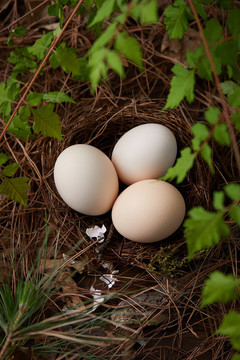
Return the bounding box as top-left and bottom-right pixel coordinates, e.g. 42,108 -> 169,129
147,245 -> 186,277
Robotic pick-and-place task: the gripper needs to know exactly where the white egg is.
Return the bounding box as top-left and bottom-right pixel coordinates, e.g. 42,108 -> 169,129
111,123 -> 177,185
112,179 -> 186,243
54,144 -> 119,215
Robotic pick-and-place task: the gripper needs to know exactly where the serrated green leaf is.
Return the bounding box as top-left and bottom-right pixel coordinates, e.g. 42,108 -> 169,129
3,163 -> 19,177
228,8 -> 240,35
191,123 -> 209,150
42,92 -> 76,104
193,0 -> 207,19
8,114 -> 32,140
213,191 -> 225,210
231,112 -> 240,132
161,147 -> 195,183
216,311 -> 240,351
114,32 -> 143,71
88,0 -> 115,27
230,206 -> 240,225
215,39 -> 238,66
107,50 -> 124,77
19,106 -> 31,121
164,0 -> 193,39
201,143 -> 214,173
186,46 -> 203,68
0,83 -> 10,105
8,49 -> 37,74
213,123 -> 231,146
49,42 -> 81,77
90,23 -> 117,53
139,0 -> 158,24
228,87 -> 240,108
48,4 -> 61,17
28,32 -> 54,61
88,48 -> 107,90
201,271 -> 239,308
0,153 -> 9,166
204,18 -> 223,43
205,106 -> 220,125
197,47 -> 222,81
184,207 -> 230,260
0,177 -> 29,207
26,92 -> 43,106
32,104 -> 62,139
224,183 -> 240,201
220,81 -> 238,95
12,26 -> 28,37
164,64 -> 195,109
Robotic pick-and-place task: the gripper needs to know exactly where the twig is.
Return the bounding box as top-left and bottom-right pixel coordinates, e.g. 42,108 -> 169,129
188,0 -> 240,176
0,0 -> 84,143
96,224 -> 115,261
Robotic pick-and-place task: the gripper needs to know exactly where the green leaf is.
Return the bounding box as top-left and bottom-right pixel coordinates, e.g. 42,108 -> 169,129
216,0 -> 233,9
184,207 -> 230,260
204,18 -> 223,43
220,81 -> 238,95
231,112 -> 240,132
193,0 -> 207,19
230,206 -> 240,225
213,123 -> 231,146
161,147 -> 195,183
164,64 -> 195,109
32,104 -> 62,139
139,0 -> 158,24
88,48 -> 107,90
90,23 -> 117,53
28,32 -> 54,61
8,114 -> 32,140
216,311 -> 240,351
224,183 -> 240,201
12,26 -> 28,37
42,92 -> 76,104
0,153 -> 9,166
216,39 -> 238,66
228,87 -> 240,108
228,8 -> 240,35
114,32 -> 143,71
88,0 -> 115,27
19,106 -> 31,121
201,271 -> 239,308
191,123 -> 209,150
26,92 -> 43,106
213,191 -> 225,210
8,49 -> 37,74
205,106 -> 220,125
107,50 -> 124,77
0,177 -> 29,207
186,46 -> 203,68
49,42 -> 81,77
163,0 -> 193,39
231,354 -> 240,360
48,4 -> 62,17
201,143 -> 214,173
197,47 -> 222,81
2,163 -> 19,177
0,82 -> 10,105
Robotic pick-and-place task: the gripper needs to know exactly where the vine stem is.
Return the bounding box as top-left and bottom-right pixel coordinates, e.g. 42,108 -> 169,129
188,0 -> 240,176
0,0 -> 84,143
0,333 -> 12,360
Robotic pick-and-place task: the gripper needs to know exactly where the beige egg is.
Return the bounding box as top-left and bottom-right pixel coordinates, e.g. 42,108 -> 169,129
111,123 -> 177,185
111,179 -> 185,243
54,144 -> 119,215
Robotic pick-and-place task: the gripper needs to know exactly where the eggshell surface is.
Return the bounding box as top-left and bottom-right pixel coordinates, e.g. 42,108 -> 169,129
54,144 -> 119,215
111,123 -> 177,185
112,179 -> 185,243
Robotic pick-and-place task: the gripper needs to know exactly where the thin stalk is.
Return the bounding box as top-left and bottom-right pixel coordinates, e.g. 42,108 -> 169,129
188,0 -> 240,176
0,333 -> 12,360
0,0 -> 84,143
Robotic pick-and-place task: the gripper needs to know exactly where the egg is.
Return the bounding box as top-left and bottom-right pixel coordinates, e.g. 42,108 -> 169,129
54,144 -> 119,215
111,179 -> 185,243
111,123 -> 177,185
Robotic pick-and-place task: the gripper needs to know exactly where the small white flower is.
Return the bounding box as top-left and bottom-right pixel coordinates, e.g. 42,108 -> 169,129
86,225 -> 107,243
